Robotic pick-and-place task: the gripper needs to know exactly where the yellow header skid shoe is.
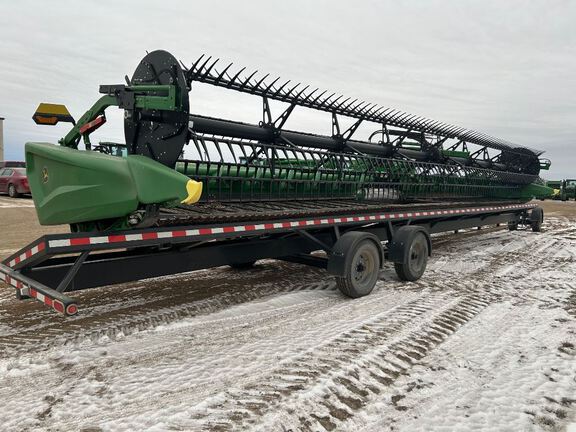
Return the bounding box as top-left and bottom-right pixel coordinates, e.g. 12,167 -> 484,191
182,180 -> 203,205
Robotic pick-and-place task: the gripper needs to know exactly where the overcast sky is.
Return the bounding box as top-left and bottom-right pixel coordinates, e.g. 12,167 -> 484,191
0,0 -> 574,179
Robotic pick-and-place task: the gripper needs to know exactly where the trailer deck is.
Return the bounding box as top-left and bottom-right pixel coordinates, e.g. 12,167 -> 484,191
0,201 -> 540,316
157,198 -> 528,225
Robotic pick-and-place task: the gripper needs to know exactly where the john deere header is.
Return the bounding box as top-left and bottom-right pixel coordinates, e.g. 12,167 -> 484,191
27,50 -> 552,232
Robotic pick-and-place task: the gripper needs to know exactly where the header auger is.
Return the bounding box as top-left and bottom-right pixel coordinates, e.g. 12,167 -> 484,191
27,50 -> 552,232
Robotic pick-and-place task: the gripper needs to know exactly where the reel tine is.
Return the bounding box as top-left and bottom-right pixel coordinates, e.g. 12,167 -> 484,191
342,98 -> 359,112
325,94 -> 343,109
216,63 -> 234,84
179,60 -> 189,73
402,114 -> 417,125
272,80 -> 291,98
414,115 -> 427,128
366,104 -> 382,117
186,54 -> 205,82
283,82 -> 301,99
300,87 -> 318,104
190,54 -> 205,74
239,69 -> 259,90
349,100 -> 365,112
354,101 -> 368,115
264,76 -> 281,93
253,73 -> 270,93
389,109 -> 404,122
335,96 -> 351,110
197,55 -> 213,77
311,90 -> 329,105
399,112 -> 415,124
203,58 -> 220,78
294,84 -> 310,99
360,103 -> 376,116
227,66 -> 247,88
368,107 -> 384,119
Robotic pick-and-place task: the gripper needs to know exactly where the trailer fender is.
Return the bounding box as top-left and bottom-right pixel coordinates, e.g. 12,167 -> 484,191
327,231 -> 383,277
387,225 -> 432,263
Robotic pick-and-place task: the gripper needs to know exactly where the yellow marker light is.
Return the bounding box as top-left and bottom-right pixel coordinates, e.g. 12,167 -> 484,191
32,103 -> 75,125
181,180 -> 203,205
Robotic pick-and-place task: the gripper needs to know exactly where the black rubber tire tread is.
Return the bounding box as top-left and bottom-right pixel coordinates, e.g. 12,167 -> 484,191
336,239 -> 381,299
394,262 -> 410,281
508,220 -> 518,231
531,207 -> 544,232
8,184 -> 19,198
394,232 -> 429,282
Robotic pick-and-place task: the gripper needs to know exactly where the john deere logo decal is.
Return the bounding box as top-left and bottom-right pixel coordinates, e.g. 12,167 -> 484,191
41,167 -> 49,184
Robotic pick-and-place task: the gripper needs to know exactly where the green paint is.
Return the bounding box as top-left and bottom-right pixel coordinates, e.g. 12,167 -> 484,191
60,85 -> 180,149
26,142 -> 192,226
441,149 -> 470,158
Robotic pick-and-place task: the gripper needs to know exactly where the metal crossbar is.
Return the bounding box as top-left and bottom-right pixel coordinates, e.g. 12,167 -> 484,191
176,133 -> 531,203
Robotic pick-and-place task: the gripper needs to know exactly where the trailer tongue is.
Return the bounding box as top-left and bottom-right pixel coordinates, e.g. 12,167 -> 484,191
2,49 -> 551,315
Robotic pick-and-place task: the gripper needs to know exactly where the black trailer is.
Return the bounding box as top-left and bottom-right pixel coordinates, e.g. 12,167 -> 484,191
0,201 -> 543,316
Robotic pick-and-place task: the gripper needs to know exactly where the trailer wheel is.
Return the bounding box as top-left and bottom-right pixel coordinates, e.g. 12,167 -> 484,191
508,220 -> 518,231
530,207 -> 544,232
393,231 -> 429,282
335,239 -> 381,298
229,261 -> 256,270
327,232 -> 383,299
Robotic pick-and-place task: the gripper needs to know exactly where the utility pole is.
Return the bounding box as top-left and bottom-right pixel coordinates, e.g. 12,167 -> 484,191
0,117 -> 4,161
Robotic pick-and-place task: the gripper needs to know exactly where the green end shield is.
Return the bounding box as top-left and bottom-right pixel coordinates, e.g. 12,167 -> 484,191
25,143 -> 202,226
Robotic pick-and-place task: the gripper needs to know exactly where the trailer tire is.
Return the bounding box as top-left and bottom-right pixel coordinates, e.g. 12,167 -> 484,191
229,261 -> 256,270
329,232 -> 382,299
530,207 -> 544,232
390,227 -> 430,282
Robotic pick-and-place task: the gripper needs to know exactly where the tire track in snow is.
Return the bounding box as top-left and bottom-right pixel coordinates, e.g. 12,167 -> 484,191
2,216 -> 574,431
181,294 -> 489,431
0,263 -> 334,357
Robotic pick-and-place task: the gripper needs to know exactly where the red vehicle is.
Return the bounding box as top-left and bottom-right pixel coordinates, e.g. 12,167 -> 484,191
0,167 -> 30,198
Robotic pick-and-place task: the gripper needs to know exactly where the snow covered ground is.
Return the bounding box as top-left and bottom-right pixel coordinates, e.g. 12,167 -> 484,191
0,214 -> 575,431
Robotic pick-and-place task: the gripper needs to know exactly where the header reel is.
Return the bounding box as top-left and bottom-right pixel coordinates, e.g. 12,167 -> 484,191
32,49 -> 548,178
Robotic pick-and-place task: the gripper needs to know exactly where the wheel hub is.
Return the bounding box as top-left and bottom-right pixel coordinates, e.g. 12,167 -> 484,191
353,253 -> 372,283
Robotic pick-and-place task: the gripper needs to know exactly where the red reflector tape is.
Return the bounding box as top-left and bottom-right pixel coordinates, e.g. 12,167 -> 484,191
108,234 -> 126,243
71,237 -> 91,246
38,203 -> 535,253
66,304 -> 78,316
53,300 -> 65,313
79,116 -> 106,134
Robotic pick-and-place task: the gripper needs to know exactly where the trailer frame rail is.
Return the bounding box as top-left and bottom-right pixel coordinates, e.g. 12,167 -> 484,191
0,202 -> 538,316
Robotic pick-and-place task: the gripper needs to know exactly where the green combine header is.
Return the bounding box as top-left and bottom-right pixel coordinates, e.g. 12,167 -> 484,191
26,50 -> 552,232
